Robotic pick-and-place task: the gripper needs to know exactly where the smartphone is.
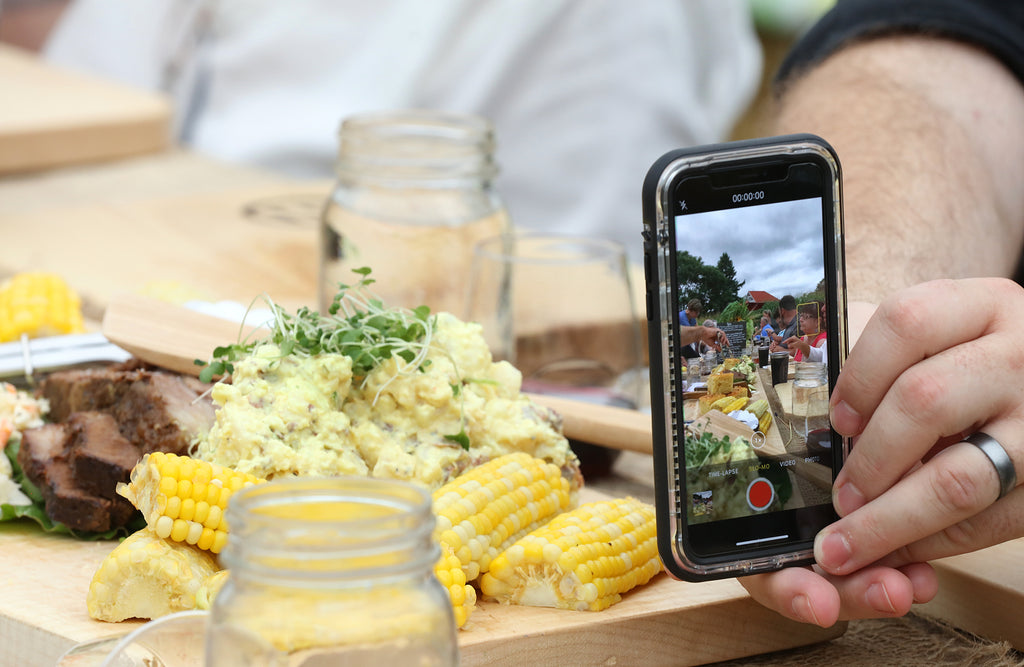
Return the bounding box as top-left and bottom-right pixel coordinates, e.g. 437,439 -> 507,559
641,134 -> 848,581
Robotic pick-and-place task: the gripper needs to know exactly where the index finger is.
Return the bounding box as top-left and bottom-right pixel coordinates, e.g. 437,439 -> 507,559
830,279 -> 1001,436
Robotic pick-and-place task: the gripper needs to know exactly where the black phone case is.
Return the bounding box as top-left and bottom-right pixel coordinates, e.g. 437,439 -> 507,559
642,133 -> 847,581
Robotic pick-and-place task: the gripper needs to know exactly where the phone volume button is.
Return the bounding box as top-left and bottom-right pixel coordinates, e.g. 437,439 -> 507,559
645,290 -> 655,321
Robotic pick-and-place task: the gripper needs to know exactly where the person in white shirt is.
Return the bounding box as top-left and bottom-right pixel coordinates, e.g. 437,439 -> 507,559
40,0 -> 762,262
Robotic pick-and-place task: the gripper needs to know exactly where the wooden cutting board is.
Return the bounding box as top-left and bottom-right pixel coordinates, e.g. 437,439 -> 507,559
0,180 -> 328,316
919,538 -> 1024,651
0,45 -> 172,174
0,509 -> 845,667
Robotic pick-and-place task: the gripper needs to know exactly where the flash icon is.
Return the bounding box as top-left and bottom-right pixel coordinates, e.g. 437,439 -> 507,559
679,200 -> 687,211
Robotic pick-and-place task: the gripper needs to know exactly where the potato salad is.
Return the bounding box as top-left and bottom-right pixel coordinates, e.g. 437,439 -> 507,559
194,272 -> 576,490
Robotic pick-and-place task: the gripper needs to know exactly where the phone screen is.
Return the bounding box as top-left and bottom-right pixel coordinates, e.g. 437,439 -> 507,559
668,160 -> 841,559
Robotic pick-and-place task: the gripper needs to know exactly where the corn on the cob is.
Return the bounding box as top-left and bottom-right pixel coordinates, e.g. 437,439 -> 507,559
432,450 -> 577,581
746,399 -> 769,419
434,541 -> 477,628
432,452 -> 575,582
87,528 -> 221,622
722,396 -> 748,414
430,453 -> 574,627
479,497 -> 661,611
710,395 -> 735,412
0,272 -> 86,343
117,452 -> 264,554
758,411 -> 773,433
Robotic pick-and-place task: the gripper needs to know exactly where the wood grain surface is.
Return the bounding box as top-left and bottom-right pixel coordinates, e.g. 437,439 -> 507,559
0,498 -> 846,667
1,180 -> 328,315
921,538 -> 1024,652
5,150 -> 1023,664
0,45 -> 171,174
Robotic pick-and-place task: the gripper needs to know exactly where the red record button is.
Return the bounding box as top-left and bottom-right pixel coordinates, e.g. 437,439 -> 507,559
746,478 -> 775,511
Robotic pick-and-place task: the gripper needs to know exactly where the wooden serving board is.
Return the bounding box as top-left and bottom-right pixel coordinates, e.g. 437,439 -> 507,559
0,179 -> 328,317
0,45 -> 172,174
0,514 -> 844,667
919,538 -> 1024,651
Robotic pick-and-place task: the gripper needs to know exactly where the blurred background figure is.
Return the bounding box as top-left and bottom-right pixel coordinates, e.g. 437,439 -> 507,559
5,0 -> 764,262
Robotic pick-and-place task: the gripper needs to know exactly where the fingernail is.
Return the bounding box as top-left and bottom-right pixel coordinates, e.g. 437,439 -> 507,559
867,583 -> 896,614
833,480 -> 865,516
830,399 -> 863,435
815,531 -> 852,573
792,594 -> 822,626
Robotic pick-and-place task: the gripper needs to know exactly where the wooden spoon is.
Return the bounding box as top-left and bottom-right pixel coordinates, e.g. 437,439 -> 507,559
101,293 -> 654,455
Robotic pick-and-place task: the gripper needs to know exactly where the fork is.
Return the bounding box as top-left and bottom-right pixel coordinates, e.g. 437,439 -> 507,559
0,332 -> 132,387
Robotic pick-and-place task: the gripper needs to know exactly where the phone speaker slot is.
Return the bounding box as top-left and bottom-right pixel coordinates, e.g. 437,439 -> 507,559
709,163 -> 789,187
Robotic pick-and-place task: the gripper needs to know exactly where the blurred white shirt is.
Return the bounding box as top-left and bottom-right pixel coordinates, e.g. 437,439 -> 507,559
44,0 -> 761,261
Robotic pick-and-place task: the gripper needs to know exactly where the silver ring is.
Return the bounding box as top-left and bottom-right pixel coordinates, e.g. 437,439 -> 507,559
966,432 -> 1017,500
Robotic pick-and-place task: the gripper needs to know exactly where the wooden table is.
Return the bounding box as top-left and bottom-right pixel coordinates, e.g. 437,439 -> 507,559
0,44 -> 171,174
0,149 -> 328,316
3,150 -> 1024,666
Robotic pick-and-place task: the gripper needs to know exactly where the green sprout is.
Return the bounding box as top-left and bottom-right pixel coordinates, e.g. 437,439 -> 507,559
195,267 -> 473,449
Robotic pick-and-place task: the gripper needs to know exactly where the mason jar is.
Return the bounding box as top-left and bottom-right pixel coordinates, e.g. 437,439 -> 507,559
791,361 -> 828,439
320,109 -> 510,318
205,477 -> 458,667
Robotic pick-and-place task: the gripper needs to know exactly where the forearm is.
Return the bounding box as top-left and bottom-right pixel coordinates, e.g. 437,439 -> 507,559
677,326 -> 705,347
678,325 -> 721,349
775,36 -> 1024,304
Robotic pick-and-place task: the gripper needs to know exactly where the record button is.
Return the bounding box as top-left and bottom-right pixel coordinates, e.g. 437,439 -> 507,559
746,478 -> 775,512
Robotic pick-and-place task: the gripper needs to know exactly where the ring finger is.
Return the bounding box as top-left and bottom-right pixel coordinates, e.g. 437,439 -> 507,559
832,332 -> 1016,516
879,483 -> 1024,568
816,433 -> 1019,576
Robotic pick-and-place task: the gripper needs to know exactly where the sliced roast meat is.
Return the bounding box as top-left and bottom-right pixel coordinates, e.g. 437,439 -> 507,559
40,367 -> 141,422
26,363 -> 213,532
17,422 -> 70,486
179,374 -> 215,397
112,372 -> 215,455
41,460 -> 133,533
18,422 -> 137,532
67,412 -> 140,499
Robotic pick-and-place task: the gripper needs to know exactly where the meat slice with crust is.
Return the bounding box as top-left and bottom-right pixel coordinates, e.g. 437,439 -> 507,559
67,412 -> 141,499
39,367 -> 143,422
18,422 -> 137,532
112,372 -> 216,455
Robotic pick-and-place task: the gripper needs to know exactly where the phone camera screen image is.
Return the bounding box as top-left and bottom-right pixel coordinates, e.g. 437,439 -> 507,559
660,149 -> 844,568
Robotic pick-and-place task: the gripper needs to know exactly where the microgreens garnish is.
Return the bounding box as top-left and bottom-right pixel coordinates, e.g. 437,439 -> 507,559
195,267 -> 473,449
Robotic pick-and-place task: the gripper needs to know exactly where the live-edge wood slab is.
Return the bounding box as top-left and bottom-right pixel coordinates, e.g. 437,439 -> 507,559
1,511 -> 845,667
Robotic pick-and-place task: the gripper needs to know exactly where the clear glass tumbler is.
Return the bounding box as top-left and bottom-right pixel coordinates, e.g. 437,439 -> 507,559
465,232 -> 643,409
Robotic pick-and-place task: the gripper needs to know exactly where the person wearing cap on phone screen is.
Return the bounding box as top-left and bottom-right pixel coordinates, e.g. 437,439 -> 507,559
769,295 -> 799,350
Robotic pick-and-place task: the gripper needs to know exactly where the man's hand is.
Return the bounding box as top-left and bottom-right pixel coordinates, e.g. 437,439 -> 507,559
678,325 -> 727,351
743,278 -> 1024,625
